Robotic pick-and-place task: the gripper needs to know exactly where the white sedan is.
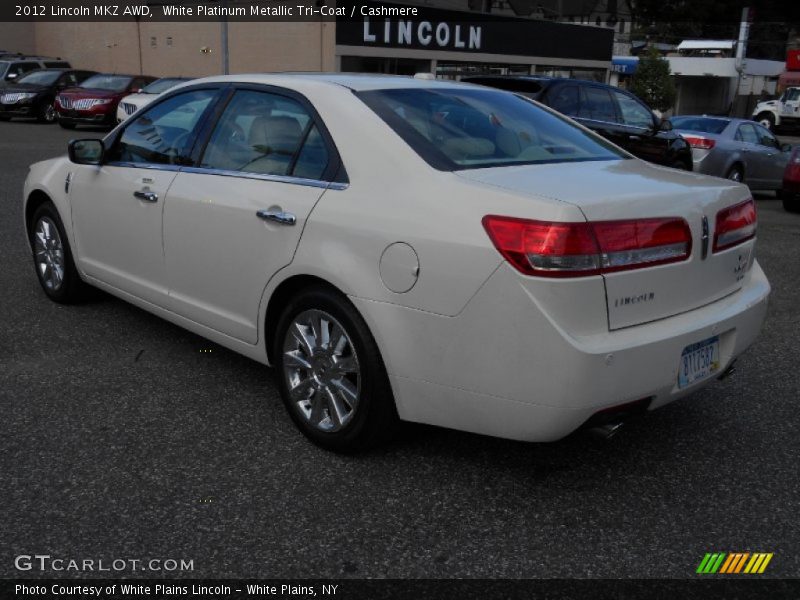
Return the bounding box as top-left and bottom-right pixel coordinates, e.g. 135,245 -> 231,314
23,74 -> 769,452
115,77 -> 192,123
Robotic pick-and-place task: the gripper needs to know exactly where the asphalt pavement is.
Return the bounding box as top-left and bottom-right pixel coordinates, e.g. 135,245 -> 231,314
1,121 -> 799,580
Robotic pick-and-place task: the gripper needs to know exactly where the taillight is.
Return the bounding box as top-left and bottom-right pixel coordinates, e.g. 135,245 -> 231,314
713,198 -> 757,252
482,216 -> 692,278
683,135 -> 716,150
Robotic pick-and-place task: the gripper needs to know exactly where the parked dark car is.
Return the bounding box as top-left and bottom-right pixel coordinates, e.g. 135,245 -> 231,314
462,76 -> 693,170
0,69 -> 97,122
56,73 -> 155,129
0,57 -> 71,82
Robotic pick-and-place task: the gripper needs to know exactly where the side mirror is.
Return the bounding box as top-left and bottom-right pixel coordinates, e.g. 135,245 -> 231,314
782,143 -> 793,152
68,139 -> 104,165
658,118 -> 673,132
6,72 -> 18,80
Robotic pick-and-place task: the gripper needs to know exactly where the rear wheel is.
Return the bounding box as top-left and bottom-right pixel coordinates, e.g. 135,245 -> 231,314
726,164 -> 744,183
29,201 -> 87,303
755,113 -> 775,131
59,121 -> 76,130
782,192 -> 800,213
37,102 -> 57,123
274,286 -> 398,452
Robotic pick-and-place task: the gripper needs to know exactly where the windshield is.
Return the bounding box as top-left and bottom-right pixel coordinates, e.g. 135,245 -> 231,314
16,70 -> 62,86
142,78 -> 188,94
358,87 -> 626,170
79,75 -> 132,91
671,116 -> 730,134
0,62 -> 8,76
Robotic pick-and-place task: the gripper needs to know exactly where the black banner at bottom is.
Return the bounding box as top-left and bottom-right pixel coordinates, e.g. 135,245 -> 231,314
3,579 -> 800,600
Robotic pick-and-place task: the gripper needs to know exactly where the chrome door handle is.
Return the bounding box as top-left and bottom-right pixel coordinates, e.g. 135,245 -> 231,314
133,190 -> 158,202
257,209 -> 296,226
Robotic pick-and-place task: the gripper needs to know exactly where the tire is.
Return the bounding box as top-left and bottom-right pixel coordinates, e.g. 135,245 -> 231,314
273,285 -> 399,452
29,201 -> 87,303
671,160 -> 691,171
755,113 -> 775,131
726,164 -> 744,183
783,194 -> 800,213
37,102 -> 57,123
59,121 -> 76,130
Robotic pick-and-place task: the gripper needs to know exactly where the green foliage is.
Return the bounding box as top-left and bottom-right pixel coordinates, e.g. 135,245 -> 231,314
630,47 -> 677,112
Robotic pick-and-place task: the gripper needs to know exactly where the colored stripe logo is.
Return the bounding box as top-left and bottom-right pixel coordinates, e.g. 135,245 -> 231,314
697,552 -> 773,574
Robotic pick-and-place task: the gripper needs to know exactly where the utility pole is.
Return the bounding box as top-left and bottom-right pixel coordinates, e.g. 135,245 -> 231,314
221,0 -> 230,74
733,7 -> 751,117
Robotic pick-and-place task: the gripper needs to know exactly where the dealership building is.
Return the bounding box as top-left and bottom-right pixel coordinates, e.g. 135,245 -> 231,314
1,1 -> 613,81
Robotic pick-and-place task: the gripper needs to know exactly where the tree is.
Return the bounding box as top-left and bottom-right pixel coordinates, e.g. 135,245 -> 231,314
630,47 -> 676,112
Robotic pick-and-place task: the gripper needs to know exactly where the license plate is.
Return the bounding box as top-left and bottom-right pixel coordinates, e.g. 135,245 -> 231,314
678,336 -> 720,388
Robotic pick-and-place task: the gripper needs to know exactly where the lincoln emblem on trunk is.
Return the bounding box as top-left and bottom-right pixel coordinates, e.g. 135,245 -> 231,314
701,216 -> 710,259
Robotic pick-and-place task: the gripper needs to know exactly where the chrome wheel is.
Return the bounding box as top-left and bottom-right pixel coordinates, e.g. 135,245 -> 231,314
727,168 -> 743,182
44,104 -> 56,123
33,217 -> 65,291
757,118 -> 772,130
282,309 -> 361,432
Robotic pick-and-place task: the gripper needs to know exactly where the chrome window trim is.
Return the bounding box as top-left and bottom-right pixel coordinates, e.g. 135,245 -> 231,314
106,161 -> 182,172
180,166 -> 349,190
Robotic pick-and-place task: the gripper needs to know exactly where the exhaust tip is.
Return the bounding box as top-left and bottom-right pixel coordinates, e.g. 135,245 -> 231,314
588,421 -> 624,441
718,360 -> 737,381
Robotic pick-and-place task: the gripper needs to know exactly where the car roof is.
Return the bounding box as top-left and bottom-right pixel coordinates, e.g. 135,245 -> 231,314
178,72 -> 472,92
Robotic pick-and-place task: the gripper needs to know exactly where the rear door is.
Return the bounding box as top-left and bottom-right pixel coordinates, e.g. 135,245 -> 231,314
609,88 -> 665,164
574,84 -> 630,150
734,123 -> 767,186
162,87 -> 343,344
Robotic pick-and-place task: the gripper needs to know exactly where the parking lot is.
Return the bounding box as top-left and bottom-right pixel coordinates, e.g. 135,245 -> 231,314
1,120 -> 799,579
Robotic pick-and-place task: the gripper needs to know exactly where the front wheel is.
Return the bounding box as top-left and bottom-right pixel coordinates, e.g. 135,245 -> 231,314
274,286 -> 399,452
29,201 -> 87,303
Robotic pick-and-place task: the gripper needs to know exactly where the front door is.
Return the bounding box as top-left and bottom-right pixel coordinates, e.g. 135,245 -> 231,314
68,88 -> 219,305
163,88 -> 339,344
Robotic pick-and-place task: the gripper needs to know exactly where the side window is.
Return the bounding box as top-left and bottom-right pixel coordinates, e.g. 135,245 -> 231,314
754,124 -> 779,148
579,86 -> 618,123
786,89 -> 800,102
109,89 -> 217,165
548,85 -> 580,117
736,123 -> 759,144
8,62 -> 38,79
200,89 -> 329,179
612,90 -> 654,128
60,72 -> 79,87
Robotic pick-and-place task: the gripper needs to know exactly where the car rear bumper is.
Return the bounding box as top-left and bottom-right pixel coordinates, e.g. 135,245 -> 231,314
355,260 -> 770,442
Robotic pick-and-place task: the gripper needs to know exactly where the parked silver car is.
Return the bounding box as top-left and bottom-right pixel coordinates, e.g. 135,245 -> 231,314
672,116 -> 793,191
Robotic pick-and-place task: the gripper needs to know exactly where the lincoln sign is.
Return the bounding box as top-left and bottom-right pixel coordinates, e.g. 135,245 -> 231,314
363,18 -> 482,50
336,2 -> 614,60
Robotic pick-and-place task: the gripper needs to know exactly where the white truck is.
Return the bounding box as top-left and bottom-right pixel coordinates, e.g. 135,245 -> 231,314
752,87 -> 800,132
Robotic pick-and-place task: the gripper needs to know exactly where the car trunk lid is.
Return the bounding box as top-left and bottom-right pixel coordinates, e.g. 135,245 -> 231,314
458,159 -> 756,329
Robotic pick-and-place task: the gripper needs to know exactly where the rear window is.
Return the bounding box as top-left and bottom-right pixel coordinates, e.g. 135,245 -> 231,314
79,75 -> 132,91
671,116 -> 730,134
358,87 -> 626,171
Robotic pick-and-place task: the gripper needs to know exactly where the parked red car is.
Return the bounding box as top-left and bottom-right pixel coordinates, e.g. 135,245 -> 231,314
56,73 -> 155,129
783,146 -> 800,213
